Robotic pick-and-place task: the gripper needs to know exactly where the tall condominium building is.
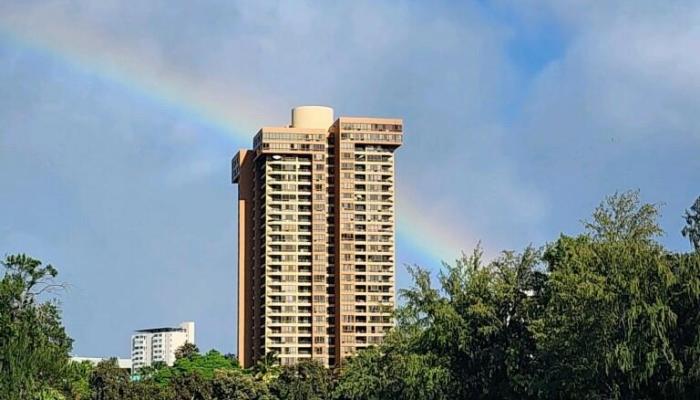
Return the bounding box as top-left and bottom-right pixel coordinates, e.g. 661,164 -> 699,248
232,106 -> 402,368
131,321 -> 195,369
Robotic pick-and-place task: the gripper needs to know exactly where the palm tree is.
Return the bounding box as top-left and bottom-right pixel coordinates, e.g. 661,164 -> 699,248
252,351 -> 281,384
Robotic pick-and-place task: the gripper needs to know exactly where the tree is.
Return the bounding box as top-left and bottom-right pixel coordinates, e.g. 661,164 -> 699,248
134,361 -> 167,383
211,369 -> 272,400
333,191 -> 700,400
334,342 -> 452,400
535,191 -> 678,399
333,347 -> 385,400
59,360 -> 94,400
386,246 -> 543,400
682,196 -> 700,252
271,359 -> 333,400
171,372 -> 212,400
252,352 -> 281,385
175,342 -> 200,361
0,254 -> 73,398
153,349 -> 238,384
661,251 -> 700,397
129,379 -> 173,400
89,359 -> 131,400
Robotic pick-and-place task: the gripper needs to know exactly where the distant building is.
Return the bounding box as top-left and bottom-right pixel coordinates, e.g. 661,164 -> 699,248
71,356 -> 132,370
232,106 -> 402,367
131,321 -> 195,370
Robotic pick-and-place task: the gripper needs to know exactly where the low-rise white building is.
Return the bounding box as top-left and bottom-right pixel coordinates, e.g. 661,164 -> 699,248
131,321 -> 195,370
71,356 -> 132,370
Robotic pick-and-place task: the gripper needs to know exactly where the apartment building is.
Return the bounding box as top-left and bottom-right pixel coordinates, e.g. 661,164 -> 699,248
232,106 -> 402,368
131,321 -> 195,369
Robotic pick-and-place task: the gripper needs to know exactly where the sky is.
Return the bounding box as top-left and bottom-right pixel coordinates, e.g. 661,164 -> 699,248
1,0 -> 699,358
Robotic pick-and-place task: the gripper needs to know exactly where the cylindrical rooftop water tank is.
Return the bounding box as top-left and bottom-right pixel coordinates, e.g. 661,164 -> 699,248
291,106 -> 334,129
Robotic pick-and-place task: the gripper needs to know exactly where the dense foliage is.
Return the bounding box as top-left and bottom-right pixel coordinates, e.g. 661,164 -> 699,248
3,192 -> 700,399
0,254 -> 72,399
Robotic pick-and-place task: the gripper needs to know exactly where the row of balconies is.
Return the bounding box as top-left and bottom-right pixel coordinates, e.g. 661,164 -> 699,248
341,325 -> 391,334
269,194 -> 312,202
361,154 -> 393,162
352,235 -> 392,243
348,285 -> 393,294
346,225 -> 393,234
268,305 -> 312,314
339,336 -> 385,346
268,245 -> 312,253
354,164 -> 392,173
268,184 -> 312,193
260,131 -> 326,142
267,347 -> 313,356
353,255 -> 393,262
267,337 -> 314,345
341,315 -> 392,324
351,295 -> 393,303
269,224 -> 312,233
343,218 -> 394,232
269,234 -> 312,243
341,276 -> 393,283
268,265 -> 313,273
268,204 -> 313,212
350,200 -> 391,212
268,255 -> 313,263
268,316 -> 312,324
266,166 -> 300,174
268,286 -> 313,294
355,156 -> 393,166
354,243 -> 393,251
340,122 -> 402,133
268,326 -> 312,335
268,295 -> 313,305
352,177 -> 394,185
268,173 -> 312,182
267,327 -> 336,338
268,276 -> 313,283
343,305 -> 393,314
268,215 -> 312,223
350,265 -> 393,273
353,184 -> 393,192
351,193 -> 394,205
340,236 -> 393,245
268,165 -> 312,173
267,296 -> 312,304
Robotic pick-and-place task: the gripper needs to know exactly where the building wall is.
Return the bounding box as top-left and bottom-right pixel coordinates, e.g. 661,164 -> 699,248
233,107 -> 402,368
131,321 -> 195,370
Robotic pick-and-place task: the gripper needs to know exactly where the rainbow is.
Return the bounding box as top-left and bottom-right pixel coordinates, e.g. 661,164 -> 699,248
0,16 -> 469,267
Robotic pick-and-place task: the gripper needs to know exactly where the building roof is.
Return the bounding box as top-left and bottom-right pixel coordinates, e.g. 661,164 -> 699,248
134,327 -> 185,334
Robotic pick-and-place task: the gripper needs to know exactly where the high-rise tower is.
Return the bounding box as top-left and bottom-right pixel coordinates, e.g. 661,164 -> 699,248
232,106 -> 402,368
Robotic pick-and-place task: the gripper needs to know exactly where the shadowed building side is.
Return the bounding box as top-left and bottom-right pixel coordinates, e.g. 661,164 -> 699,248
232,150 -> 255,368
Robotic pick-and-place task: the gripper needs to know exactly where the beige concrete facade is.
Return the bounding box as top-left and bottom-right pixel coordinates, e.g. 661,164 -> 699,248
232,106 -> 402,368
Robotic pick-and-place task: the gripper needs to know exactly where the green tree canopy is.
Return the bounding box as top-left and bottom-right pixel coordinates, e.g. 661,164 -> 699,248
682,196 -> 700,252
212,369 -> 272,400
89,359 -> 131,400
153,349 -> 239,385
535,192 -> 678,398
175,342 -> 201,361
271,360 -> 333,400
0,254 -> 73,399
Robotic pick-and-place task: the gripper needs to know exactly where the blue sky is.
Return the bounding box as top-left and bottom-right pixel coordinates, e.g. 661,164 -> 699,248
1,1 -> 698,358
